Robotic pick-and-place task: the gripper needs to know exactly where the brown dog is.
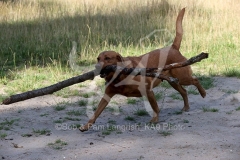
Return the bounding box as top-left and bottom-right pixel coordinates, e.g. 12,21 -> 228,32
79,8 -> 206,132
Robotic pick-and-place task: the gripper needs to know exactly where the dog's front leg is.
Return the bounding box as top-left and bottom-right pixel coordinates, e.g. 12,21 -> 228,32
79,94 -> 112,132
146,90 -> 160,123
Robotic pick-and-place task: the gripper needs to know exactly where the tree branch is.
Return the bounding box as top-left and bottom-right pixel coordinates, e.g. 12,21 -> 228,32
1,52 -> 208,105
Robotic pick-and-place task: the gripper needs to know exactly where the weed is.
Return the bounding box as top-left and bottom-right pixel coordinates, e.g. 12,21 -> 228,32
54,101 -> 70,111
223,69 -> 240,78
0,119 -> 17,126
170,93 -> 182,100
54,105 -> 66,111
154,92 -> 163,100
127,98 -> 137,104
197,75 -> 214,90
134,109 -> 148,116
161,81 -> 171,88
108,120 -> 116,125
187,88 -> 199,95
236,106 -> 240,111
107,106 -> 121,113
48,139 -> 68,150
64,117 -> 81,121
78,99 -> 88,106
0,118 -> 19,130
0,133 -> 7,139
202,107 -> 219,112
226,111 -> 232,115
54,88 -> 79,98
116,131 -> 123,134
174,111 -> 183,115
66,110 -> 85,116
40,113 -> 49,117
159,131 -> 172,137
124,116 -> 135,121
80,92 -> 95,98
32,128 -> 51,135
102,130 -> 111,135
54,120 -> 64,123
183,119 -> 189,123
222,89 -> 238,94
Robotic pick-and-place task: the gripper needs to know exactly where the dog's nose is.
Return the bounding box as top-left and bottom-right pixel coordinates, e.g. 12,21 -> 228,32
95,63 -> 102,70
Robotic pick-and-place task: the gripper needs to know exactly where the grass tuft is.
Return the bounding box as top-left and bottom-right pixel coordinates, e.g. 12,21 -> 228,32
134,109 -> 149,116
48,139 -> 68,150
202,107 -> 219,112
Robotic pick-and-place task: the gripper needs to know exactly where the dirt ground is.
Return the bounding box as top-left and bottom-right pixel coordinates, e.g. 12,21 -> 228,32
0,76 -> 240,160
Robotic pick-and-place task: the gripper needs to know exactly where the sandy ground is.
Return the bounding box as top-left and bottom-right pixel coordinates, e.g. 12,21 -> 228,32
0,76 -> 240,160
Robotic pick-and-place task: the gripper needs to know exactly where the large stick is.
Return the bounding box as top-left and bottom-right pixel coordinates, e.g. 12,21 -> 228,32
1,52 -> 208,105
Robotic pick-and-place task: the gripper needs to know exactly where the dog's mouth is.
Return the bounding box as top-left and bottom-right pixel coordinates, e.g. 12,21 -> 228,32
98,65 -> 115,78
100,73 -> 107,78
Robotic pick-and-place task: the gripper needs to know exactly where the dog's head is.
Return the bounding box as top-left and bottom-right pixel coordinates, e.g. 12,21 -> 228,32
95,51 -> 124,78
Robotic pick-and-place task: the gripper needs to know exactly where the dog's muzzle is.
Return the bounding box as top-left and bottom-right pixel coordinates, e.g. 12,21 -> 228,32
95,63 -> 106,78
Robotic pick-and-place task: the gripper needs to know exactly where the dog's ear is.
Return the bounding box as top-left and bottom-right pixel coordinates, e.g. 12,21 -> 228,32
116,54 -> 124,62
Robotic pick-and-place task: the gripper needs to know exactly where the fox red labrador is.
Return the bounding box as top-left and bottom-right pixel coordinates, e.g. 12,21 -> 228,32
80,8 -> 206,132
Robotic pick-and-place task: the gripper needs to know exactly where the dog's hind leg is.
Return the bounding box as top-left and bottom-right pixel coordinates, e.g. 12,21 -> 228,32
179,76 -> 206,98
168,82 -> 190,111
191,77 -> 206,98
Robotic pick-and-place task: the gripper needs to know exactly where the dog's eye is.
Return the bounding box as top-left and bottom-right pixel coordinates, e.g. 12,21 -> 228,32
105,57 -> 111,60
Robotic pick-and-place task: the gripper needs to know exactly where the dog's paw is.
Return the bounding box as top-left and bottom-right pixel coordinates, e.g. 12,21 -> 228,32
150,117 -> 159,123
79,125 -> 89,132
181,106 -> 189,112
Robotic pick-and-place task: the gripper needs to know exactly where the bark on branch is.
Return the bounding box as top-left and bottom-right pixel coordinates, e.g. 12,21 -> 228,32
1,52 -> 208,105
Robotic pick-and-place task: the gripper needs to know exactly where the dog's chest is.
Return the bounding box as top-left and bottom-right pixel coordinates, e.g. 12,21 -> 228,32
106,75 -> 152,97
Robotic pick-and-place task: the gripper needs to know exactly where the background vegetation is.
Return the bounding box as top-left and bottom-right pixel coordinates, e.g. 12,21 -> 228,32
0,0 -> 240,98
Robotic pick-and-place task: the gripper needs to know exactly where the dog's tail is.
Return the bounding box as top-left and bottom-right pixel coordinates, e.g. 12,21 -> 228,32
172,8 -> 185,50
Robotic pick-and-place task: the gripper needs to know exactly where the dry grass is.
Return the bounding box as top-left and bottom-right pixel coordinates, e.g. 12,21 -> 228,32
0,0 -> 240,95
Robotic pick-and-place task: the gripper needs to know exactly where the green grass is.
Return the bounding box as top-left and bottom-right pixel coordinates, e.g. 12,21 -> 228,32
197,75 -> 214,90
159,131 -> 172,137
161,81 -> 172,88
32,128 -> 51,135
78,99 -> 88,106
187,88 -> 199,95
173,111 -> 183,115
0,118 -> 19,131
108,120 -> 117,125
124,116 -> 135,121
0,133 -> 7,139
102,130 -> 111,135
64,117 -> 81,121
48,139 -> 68,150
54,88 -> 80,98
66,110 -> 85,116
40,113 -> 49,117
223,69 -> 240,78
80,92 -> 96,98
226,111 -> 233,115
134,109 -> 149,116
127,98 -> 137,105
53,120 -> 65,123
54,105 -> 66,111
1,0 -> 240,98
236,106 -> 240,111
154,92 -> 163,100
202,107 -> 219,112
170,93 -> 182,100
